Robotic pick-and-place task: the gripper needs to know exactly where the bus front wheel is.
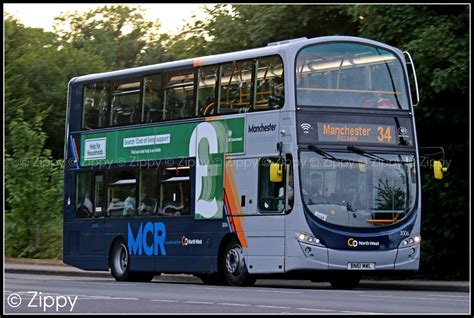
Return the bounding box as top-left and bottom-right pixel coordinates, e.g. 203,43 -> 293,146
222,239 -> 256,287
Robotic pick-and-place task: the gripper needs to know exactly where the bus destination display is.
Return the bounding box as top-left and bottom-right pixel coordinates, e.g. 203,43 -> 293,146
317,123 -> 396,144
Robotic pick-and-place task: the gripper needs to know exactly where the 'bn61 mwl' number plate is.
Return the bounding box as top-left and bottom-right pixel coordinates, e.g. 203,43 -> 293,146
347,262 -> 375,270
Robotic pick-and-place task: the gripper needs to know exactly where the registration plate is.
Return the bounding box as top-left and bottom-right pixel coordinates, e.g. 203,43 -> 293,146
347,262 -> 375,270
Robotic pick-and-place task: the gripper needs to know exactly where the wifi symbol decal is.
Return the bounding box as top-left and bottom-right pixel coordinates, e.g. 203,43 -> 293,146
300,123 -> 312,134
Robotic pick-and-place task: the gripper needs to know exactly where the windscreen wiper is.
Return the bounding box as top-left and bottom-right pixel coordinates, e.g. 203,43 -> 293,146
308,144 -> 362,164
347,145 -> 412,164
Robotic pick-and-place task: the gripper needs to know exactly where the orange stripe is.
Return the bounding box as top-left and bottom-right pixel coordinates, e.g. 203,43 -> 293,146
224,161 -> 247,248
72,137 -> 80,161
224,164 -> 239,216
227,160 -> 241,214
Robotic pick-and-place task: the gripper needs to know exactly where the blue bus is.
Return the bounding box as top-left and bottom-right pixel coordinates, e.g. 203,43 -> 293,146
63,36 -> 444,288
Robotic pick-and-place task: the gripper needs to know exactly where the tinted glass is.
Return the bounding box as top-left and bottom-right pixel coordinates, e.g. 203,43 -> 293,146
197,65 -> 218,116
159,166 -> 190,216
110,80 -> 141,126
296,43 -> 409,109
82,82 -> 109,129
76,172 -> 93,218
107,170 -> 137,217
258,158 -> 285,213
300,152 -> 416,228
255,55 -> 285,109
163,70 -> 195,120
143,74 -> 164,123
219,60 -> 253,114
139,168 -> 159,215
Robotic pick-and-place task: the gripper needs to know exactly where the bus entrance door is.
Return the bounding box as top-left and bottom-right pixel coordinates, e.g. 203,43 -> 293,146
225,157 -> 286,274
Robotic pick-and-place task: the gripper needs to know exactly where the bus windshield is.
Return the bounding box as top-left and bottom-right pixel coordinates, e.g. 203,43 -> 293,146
296,42 -> 409,110
300,151 -> 416,228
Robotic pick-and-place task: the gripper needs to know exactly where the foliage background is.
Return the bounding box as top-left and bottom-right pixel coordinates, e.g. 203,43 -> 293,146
4,4 -> 469,279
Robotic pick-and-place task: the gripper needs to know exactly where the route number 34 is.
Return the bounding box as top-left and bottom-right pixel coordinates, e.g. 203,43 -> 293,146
377,126 -> 392,143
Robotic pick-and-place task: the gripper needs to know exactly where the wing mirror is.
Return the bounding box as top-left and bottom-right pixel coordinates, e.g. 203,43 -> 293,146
433,160 -> 448,180
270,163 -> 283,182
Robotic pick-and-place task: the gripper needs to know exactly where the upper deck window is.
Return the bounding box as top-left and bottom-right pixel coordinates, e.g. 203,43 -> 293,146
218,60 -> 254,115
79,56 -> 285,131
296,43 -> 409,110
110,80 -> 141,126
82,82 -> 110,130
255,55 -> 285,109
163,70 -> 195,120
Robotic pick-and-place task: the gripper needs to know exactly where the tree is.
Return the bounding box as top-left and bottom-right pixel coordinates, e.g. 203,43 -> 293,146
5,109 -> 64,259
5,15 -> 108,158
161,5 -> 358,58
54,5 -> 161,70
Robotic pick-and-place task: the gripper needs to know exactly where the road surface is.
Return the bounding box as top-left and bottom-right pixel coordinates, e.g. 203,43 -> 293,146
4,272 -> 470,314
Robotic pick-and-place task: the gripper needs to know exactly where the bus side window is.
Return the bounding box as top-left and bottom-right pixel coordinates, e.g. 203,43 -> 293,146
197,65 -> 218,116
255,55 -> 284,109
139,168 -> 159,215
163,70 -> 195,121
158,165 -> 191,217
107,170 -> 137,217
143,74 -> 164,123
76,172 -> 93,218
218,60 -> 253,115
82,82 -> 110,130
110,80 -> 141,127
258,158 -> 286,213
94,173 -> 105,217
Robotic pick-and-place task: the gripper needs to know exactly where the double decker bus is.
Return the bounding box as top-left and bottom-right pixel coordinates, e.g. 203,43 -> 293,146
64,36 -> 429,288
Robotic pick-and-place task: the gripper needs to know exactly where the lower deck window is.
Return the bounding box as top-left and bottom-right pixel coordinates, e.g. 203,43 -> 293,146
107,170 -> 137,217
74,163 -> 192,219
159,166 -> 190,216
258,158 -> 286,213
76,172 -> 93,218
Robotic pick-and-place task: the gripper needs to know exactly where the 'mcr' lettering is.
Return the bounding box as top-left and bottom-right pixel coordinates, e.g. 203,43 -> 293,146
128,222 -> 167,256
189,122 -> 219,219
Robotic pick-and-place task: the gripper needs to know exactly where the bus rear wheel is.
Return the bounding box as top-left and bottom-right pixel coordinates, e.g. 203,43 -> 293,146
110,239 -> 154,282
329,272 -> 361,289
222,239 -> 256,287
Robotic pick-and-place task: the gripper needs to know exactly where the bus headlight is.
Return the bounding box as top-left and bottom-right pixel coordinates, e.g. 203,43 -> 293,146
294,231 -> 325,247
399,234 -> 421,248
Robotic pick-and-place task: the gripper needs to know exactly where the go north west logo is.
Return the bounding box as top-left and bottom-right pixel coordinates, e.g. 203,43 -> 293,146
181,236 -> 203,246
347,237 -> 380,248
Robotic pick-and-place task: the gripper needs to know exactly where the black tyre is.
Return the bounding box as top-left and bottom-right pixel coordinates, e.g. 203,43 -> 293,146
329,272 -> 361,289
110,238 -> 154,282
222,239 -> 256,287
110,239 -> 131,281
